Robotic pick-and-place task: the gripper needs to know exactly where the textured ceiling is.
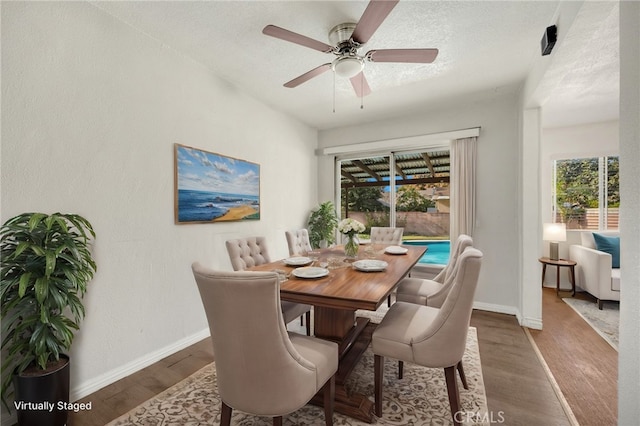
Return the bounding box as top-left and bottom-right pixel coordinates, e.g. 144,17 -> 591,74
92,1 -> 619,130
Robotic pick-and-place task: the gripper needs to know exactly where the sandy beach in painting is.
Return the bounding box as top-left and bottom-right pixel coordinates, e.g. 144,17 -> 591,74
212,205 -> 258,221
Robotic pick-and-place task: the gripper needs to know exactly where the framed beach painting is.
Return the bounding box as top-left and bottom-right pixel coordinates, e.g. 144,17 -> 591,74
174,144 -> 260,224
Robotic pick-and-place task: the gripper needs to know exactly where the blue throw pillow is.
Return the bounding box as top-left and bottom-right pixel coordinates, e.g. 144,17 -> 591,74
593,233 -> 620,268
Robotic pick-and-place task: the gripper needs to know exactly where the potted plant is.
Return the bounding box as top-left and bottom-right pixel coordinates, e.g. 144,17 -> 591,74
307,201 -> 338,249
1,212 -> 97,426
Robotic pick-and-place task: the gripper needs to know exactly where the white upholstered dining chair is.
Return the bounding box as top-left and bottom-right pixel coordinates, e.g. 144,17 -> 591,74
225,237 -> 311,335
285,229 -> 313,256
370,227 -> 404,245
369,227 -> 405,307
395,234 -> 473,308
371,247 -> 483,425
191,264 -> 337,426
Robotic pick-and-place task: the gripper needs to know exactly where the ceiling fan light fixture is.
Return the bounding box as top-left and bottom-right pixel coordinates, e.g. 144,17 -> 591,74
332,57 -> 364,78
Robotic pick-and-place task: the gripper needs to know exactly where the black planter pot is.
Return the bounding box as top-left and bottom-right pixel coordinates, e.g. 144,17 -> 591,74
13,354 -> 70,426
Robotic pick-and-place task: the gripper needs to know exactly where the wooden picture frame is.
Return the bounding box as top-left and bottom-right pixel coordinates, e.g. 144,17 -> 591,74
174,143 -> 260,224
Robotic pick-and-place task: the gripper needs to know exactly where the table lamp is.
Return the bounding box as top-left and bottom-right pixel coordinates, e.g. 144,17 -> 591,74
543,223 -> 566,260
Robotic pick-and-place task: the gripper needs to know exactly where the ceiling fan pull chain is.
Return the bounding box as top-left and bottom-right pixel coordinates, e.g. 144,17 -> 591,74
333,71 -> 336,113
360,74 -> 364,109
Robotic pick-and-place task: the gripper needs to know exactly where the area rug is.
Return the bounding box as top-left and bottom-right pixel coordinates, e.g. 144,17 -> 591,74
563,297 -> 619,350
108,328 -> 488,426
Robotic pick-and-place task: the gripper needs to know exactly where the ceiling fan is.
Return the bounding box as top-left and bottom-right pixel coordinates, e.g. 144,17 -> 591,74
262,0 -> 438,98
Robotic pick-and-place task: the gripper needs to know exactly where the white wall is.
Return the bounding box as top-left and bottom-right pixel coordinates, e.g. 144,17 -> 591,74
318,94 -> 522,317
618,1 -> 640,422
0,1 -> 317,415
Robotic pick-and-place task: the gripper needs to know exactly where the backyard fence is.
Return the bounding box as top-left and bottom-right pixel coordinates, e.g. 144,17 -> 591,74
347,211 -> 450,237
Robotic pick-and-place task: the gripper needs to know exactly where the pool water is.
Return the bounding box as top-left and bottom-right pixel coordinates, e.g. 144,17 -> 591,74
403,240 -> 451,265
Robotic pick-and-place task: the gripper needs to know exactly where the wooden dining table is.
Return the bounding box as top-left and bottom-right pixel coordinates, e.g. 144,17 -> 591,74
249,243 -> 427,423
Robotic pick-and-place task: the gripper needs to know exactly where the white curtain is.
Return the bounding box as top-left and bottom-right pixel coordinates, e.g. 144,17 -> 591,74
450,137 -> 477,241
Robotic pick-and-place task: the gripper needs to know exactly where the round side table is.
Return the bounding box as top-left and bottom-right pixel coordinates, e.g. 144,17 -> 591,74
538,257 -> 577,296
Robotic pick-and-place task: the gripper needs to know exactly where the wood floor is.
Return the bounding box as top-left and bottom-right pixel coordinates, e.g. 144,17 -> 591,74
529,288 -> 618,426
470,311 -> 570,426
67,309 -> 574,426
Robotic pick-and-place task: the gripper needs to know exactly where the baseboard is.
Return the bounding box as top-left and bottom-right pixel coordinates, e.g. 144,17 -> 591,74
473,301 -> 520,317
472,301 -> 545,329
70,328 -> 211,402
520,316 -> 543,330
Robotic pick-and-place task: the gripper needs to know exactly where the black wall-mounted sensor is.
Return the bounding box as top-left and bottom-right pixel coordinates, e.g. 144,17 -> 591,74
541,25 -> 557,56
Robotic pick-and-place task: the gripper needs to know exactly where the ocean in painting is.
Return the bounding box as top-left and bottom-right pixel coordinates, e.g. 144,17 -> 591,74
178,189 -> 259,222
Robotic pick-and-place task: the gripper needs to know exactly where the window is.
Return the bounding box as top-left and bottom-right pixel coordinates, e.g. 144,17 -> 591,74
553,156 -> 619,230
338,149 -> 451,240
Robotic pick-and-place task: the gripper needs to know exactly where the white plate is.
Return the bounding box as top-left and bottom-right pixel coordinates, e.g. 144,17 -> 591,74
353,259 -> 388,272
284,256 -> 312,266
292,267 -> 329,279
385,245 -> 408,255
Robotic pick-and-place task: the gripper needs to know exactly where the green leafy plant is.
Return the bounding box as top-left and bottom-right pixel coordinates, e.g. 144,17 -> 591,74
307,201 -> 338,249
0,212 -> 97,409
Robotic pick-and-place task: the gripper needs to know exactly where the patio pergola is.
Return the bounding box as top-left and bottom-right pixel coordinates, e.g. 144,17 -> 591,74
340,150 -> 451,189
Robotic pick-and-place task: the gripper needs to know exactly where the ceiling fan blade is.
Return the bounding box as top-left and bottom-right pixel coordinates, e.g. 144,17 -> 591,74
263,25 -> 334,53
284,63 -> 332,88
367,48 -> 439,63
350,72 -> 372,97
351,0 -> 400,44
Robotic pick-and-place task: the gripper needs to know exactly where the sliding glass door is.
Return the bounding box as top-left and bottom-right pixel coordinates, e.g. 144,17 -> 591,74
340,155 -> 392,229
338,148 -> 450,241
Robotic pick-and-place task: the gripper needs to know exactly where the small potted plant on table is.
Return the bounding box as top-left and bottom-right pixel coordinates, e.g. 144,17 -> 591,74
1,212 -> 97,426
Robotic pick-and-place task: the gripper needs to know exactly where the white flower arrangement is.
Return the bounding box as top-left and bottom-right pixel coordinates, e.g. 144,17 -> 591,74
337,218 -> 365,235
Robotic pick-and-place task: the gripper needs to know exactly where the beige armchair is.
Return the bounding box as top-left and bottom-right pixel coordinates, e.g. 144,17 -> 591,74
226,237 -> 311,335
370,227 -> 404,245
395,234 -> 473,308
192,264 -> 337,426
285,229 -> 313,256
371,247 -> 483,425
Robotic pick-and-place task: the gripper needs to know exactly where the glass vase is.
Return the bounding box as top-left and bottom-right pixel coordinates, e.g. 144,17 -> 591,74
344,233 -> 359,259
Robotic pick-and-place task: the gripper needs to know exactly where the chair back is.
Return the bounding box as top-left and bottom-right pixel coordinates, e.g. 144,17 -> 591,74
412,247 -> 483,367
433,234 -> 473,284
427,235 -> 474,308
370,227 -> 404,245
225,237 -> 271,271
191,264 -> 320,415
285,229 -> 313,256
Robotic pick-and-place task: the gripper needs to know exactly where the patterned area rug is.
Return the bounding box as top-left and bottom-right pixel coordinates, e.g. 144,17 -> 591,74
563,297 -> 619,350
108,327 -> 487,425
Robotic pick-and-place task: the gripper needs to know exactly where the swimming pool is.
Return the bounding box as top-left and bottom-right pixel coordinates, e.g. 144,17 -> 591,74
403,240 -> 451,265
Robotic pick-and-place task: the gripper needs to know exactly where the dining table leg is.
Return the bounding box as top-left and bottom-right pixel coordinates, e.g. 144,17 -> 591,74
311,306 -> 376,423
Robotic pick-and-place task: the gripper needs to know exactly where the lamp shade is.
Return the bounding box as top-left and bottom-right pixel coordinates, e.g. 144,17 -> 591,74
543,223 -> 567,242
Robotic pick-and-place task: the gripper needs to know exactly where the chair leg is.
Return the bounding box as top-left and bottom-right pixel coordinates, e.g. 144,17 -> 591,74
387,294 -> 392,307
457,360 -> 468,390
444,366 -> 462,426
220,401 -> 232,426
374,354 -> 384,417
272,416 -> 283,426
398,360 -> 404,379
323,374 -> 335,426
305,311 -> 311,336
